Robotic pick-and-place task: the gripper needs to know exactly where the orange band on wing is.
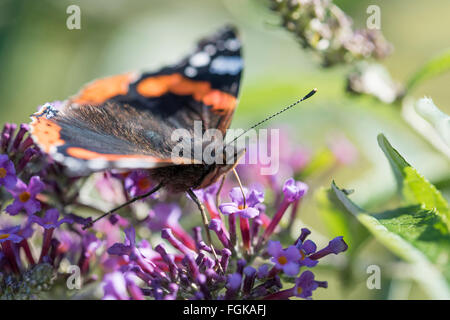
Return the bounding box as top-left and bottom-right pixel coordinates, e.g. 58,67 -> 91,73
202,90 -> 237,114
136,73 -> 236,114
135,74 -> 183,97
30,118 -> 65,153
72,73 -> 134,105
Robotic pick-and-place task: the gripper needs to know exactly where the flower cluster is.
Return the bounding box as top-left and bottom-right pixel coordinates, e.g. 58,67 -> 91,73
0,122 -> 104,298
103,179 -> 348,300
270,0 -> 392,66
0,120 -> 352,300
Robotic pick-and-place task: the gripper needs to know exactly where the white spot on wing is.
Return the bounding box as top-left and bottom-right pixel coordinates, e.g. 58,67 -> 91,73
204,44 -> 217,56
225,38 -> 241,51
184,66 -> 198,78
189,51 -> 210,67
210,56 -> 243,75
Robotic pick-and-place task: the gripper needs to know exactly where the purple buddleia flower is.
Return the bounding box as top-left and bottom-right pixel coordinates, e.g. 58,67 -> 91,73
0,154 -> 17,189
219,187 -> 264,218
30,208 -> 73,229
257,264 -> 269,279
11,124 -> 30,152
261,178 -> 308,243
293,229 -> 319,267
1,123 -> 16,152
28,209 -> 72,263
18,220 -> 35,239
268,241 -> 301,276
282,178 -> 308,202
310,236 -> 348,260
193,182 -> 220,203
227,273 -> 242,290
136,239 -> 159,261
124,170 -> 158,199
108,227 -> 136,256
296,239 -> 318,267
6,176 -> 44,215
225,273 -> 242,299
293,271 -> 319,299
193,182 -> 221,218
107,227 -> 158,276
0,225 -> 23,243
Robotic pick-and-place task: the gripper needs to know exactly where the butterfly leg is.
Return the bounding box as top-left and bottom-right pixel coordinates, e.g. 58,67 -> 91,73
232,168 -> 246,207
187,189 -> 224,274
215,175 -> 226,209
82,182 -> 164,230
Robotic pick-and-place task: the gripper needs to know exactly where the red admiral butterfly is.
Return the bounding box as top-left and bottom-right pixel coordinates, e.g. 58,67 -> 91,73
29,26 -> 316,263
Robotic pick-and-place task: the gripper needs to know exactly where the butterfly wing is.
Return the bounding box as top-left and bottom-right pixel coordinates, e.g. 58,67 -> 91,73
30,26 -> 243,175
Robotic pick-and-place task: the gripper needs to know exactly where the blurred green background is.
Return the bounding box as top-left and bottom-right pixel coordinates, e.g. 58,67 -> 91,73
0,0 -> 449,299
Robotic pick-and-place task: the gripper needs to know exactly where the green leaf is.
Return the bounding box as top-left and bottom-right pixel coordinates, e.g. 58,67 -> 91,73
403,167 -> 450,228
378,134 -> 450,229
406,49 -> 450,93
377,134 -> 410,190
330,182 -> 450,299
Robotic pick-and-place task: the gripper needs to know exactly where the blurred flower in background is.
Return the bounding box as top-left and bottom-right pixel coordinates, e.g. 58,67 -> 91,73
269,0 -> 392,67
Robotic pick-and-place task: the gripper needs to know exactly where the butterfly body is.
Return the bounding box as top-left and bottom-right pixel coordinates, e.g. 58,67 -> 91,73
30,26 -> 243,192
147,160 -> 234,193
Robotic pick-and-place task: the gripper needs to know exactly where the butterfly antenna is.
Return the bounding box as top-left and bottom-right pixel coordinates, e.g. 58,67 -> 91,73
228,88 -> 317,145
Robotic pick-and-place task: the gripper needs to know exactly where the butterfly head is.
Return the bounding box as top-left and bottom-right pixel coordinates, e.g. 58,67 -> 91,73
196,146 -> 245,190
